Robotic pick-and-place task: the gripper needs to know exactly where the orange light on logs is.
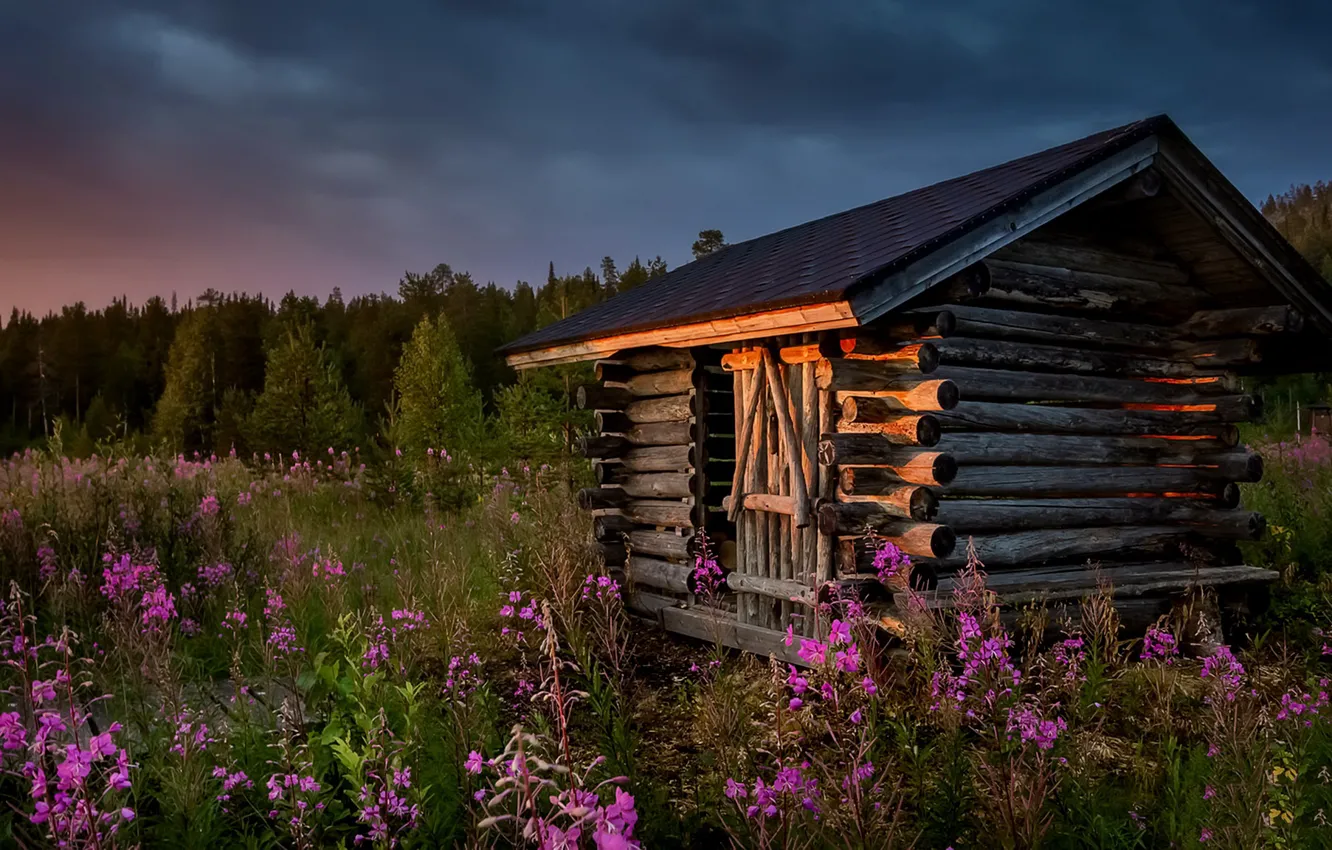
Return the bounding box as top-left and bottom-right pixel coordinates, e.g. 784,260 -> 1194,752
1141,434 -> 1215,441
1143,376 -> 1223,386
1122,403 -> 1217,413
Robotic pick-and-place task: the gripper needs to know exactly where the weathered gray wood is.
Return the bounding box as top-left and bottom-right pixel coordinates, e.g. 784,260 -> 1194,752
577,384 -> 632,410
578,434 -> 630,459
623,421 -> 692,446
835,413 -> 941,446
622,588 -> 680,620
939,433 -> 1262,478
625,392 -> 694,424
826,447 -> 957,484
836,380 -> 959,412
627,555 -> 693,594
934,402 -> 1244,442
627,529 -> 693,561
932,365 -> 1246,405
577,487 -> 629,511
1183,305 -> 1304,338
940,466 -> 1242,498
819,500 -> 949,535
625,367 -> 698,397
724,572 -> 815,605
933,526 -> 1193,569
914,563 -> 1277,608
991,241 -> 1191,284
615,444 -> 695,472
816,349 -> 939,390
935,498 -> 1265,538
659,606 -> 808,666
1181,338 -> 1263,369
624,500 -> 694,528
816,376 -> 836,584
914,304 -> 1179,351
973,259 -> 1204,316
619,472 -> 695,499
933,337 -> 1203,378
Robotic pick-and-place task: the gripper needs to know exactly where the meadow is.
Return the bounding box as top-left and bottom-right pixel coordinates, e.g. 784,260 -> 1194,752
0,439 -> 1330,849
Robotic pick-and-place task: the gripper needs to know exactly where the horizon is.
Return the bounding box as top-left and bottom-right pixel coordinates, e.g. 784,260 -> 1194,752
4,1 -> 1331,318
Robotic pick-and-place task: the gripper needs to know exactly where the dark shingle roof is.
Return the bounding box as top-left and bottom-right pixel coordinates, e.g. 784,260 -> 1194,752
500,115 -> 1171,355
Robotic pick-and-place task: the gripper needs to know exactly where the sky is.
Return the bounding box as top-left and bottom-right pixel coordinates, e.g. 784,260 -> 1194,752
2,0 -> 1331,317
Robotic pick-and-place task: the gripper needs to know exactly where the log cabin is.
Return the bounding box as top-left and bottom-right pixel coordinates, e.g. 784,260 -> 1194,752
497,115 -> 1332,662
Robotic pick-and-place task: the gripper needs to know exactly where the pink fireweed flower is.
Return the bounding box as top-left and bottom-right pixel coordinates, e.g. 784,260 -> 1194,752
871,539 -> 911,585
1200,646 -> 1245,702
139,586 -> 178,630
827,619 -> 852,647
797,639 -> 827,666
223,609 -> 248,633
1052,635 -> 1087,684
263,588 -> 286,620
268,625 -> 301,655
1141,626 -> 1179,664
199,494 -> 220,516
1007,705 -> 1066,750
197,561 -> 234,588
236,491 -> 252,507
465,751 -> 484,774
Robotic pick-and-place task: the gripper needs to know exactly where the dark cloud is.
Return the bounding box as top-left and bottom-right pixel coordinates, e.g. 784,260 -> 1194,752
1,0 -> 1330,315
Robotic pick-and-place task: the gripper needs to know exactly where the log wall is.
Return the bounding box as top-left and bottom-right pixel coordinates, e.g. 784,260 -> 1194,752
824,236 -> 1285,605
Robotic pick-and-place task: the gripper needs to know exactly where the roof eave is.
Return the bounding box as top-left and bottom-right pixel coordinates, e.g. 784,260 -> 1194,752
503,299 -> 858,369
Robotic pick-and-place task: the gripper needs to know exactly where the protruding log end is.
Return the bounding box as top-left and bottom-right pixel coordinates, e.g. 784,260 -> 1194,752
916,415 -> 942,448
958,262 -> 991,297
1218,424 -> 1241,448
933,453 -> 959,486
1244,452 -> 1264,483
1249,511 -> 1266,540
928,525 -> 957,559
594,361 -> 634,384
594,514 -> 635,540
911,486 -> 940,522
577,384 -> 632,410
577,487 -> 629,511
936,379 -> 961,411
1217,482 -> 1241,510
933,310 -> 957,338
917,341 -> 940,375
578,434 -> 630,459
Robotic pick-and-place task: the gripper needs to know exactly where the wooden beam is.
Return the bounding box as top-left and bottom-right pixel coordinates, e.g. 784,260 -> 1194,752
627,529 -> 693,561
623,500 -> 694,528
723,493 -> 797,515
763,349 -> 812,529
939,466 -> 1242,499
1182,305 -> 1304,338
931,526 -> 1193,570
815,348 -> 939,390
625,393 -> 695,424
922,303 -> 1179,351
577,487 -> 629,511
627,555 -> 693,594
835,413 -> 941,447
932,365 -> 1245,405
939,433 -> 1261,477
820,442 -> 957,484
934,498 -> 1265,538
835,523 -> 957,564
728,360 -> 767,522
828,484 -> 939,521
835,379 -> 959,412
576,384 -> 632,410
505,301 -> 858,369
933,337 -> 1206,379
934,401 -> 1248,439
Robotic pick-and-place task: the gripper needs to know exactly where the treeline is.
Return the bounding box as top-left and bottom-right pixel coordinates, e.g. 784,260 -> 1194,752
0,254 -> 672,460
1263,182 -> 1332,282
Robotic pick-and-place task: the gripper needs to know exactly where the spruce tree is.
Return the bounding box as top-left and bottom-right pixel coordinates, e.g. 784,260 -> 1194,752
393,313 -> 485,460
247,322 -> 359,454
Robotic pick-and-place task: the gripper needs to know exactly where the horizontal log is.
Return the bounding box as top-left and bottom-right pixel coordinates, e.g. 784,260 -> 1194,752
832,484 -> 939,520
721,493 -> 797,516
597,541 -> 627,567
932,526 -> 1204,570
623,421 -> 693,446
623,588 -> 681,619
835,379 -> 959,413
918,304 -> 1179,351
831,454 -> 958,490
578,434 -> 630,459
974,260 -> 1204,317
1181,338 -> 1262,369
932,365 -> 1242,405
627,555 -> 693,594
819,498 -> 944,535
836,523 -> 958,567
815,348 -> 939,389
934,498 -> 1265,538
934,401 -> 1245,441
725,573 -> 814,605
619,472 -> 695,499
594,361 -> 635,384
577,487 -> 629,511
593,514 -> 636,540
991,241 -> 1191,284
623,500 -> 694,528
609,444 -> 694,472
627,367 -> 697,397
939,433 -> 1261,478
868,310 -> 957,341
916,563 -> 1277,608
625,393 -> 694,424
577,384 -> 632,410
935,263 -> 994,300
835,413 -> 941,446
940,466 -> 1241,498
627,529 -> 693,561
933,337 -> 1200,378
620,347 -> 695,372
659,607 -> 807,667
1183,305 -> 1303,338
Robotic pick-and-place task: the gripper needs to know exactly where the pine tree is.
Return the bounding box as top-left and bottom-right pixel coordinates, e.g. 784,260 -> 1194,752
247,322 -> 359,454
691,229 -> 727,259
494,374 -> 566,463
393,313 -> 485,459
152,310 -> 217,451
